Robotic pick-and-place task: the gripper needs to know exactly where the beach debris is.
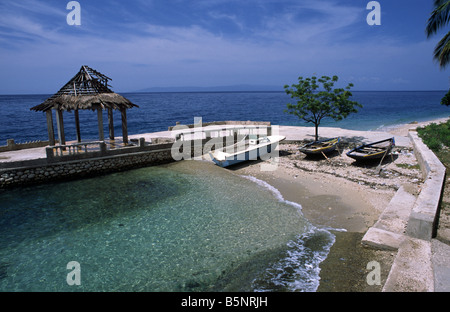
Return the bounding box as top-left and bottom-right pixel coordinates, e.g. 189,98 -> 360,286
375,144 -> 391,174
321,151 -> 331,163
277,143 -> 422,191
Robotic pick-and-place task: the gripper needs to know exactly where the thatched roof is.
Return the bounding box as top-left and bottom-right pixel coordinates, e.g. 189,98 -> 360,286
31,65 -> 138,112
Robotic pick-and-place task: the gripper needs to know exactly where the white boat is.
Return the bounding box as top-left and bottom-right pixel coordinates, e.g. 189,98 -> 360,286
209,135 -> 285,168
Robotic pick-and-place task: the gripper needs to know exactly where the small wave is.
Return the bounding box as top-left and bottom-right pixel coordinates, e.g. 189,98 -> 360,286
240,175 -> 338,292
251,228 -> 336,292
240,175 -> 348,235
240,175 -> 303,212
375,124 -> 385,131
375,123 -> 405,132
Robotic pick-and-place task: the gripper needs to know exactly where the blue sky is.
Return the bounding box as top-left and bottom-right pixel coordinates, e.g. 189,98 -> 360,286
0,0 -> 448,94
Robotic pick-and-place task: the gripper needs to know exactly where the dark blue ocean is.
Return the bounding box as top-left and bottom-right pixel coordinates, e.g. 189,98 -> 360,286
0,91 -> 449,144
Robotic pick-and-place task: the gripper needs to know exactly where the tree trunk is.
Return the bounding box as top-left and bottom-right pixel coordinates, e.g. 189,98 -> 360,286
314,123 -> 319,142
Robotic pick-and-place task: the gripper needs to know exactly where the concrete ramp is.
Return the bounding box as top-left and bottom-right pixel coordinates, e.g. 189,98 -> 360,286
383,237 -> 434,292
362,185 -> 416,250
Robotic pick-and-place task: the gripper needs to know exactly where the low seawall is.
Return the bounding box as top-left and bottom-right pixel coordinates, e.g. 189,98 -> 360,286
406,131 -> 446,240
0,148 -> 174,188
363,130 -> 446,247
0,137 -> 227,188
362,130 -> 446,291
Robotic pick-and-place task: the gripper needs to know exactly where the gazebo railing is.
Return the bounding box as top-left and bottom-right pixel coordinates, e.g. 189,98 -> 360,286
44,138 -> 153,163
46,141 -> 107,158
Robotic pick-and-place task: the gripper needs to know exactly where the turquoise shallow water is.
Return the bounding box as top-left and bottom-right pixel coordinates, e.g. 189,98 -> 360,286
0,161 -> 334,292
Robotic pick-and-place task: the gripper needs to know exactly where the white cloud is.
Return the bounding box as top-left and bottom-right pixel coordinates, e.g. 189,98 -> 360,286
0,0 -> 448,93
208,11 -> 245,31
255,0 -> 362,44
1,0 -> 66,17
0,15 -> 57,42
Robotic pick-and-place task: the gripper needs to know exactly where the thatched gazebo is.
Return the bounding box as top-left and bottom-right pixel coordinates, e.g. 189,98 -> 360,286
31,65 -> 138,146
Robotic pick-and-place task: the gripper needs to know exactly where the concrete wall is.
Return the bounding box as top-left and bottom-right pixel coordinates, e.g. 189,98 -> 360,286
361,130 -> 446,291
406,131 -> 446,240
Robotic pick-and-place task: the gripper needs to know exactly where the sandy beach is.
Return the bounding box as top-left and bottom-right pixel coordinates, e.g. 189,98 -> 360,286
382,117 -> 449,137
232,117 -> 448,291
234,164 -> 395,291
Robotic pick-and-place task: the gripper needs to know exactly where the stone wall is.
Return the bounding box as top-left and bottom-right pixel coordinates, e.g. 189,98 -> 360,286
0,134 -> 242,188
0,148 -> 173,188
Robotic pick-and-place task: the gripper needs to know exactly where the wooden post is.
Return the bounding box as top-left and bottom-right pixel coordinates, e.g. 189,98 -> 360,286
321,151 -> 331,163
74,109 -> 81,143
97,107 -> 104,141
108,108 -> 114,140
55,109 -> 66,146
121,108 -> 128,144
45,110 -> 56,146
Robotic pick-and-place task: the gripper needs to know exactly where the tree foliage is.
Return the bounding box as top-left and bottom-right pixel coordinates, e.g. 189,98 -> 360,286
426,0 -> 450,69
284,75 -> 362,141
442,89 -> 450,106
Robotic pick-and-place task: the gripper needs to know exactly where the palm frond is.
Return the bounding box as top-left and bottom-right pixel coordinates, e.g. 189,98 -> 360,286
426,1 -> 450,38
433,31 -> 450,68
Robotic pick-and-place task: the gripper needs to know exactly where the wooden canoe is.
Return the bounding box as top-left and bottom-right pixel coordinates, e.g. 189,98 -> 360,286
298,137 -> 340,155
346,137 -> 395,161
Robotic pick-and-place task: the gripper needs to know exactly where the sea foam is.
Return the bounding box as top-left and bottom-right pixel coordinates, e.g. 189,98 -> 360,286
240,175 -> 303,212
240,175 -> 337,292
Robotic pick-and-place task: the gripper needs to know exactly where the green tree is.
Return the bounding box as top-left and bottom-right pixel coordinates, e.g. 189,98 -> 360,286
284,75 -> 362,141
441,89 -> 450,106
426,0 -> 450,69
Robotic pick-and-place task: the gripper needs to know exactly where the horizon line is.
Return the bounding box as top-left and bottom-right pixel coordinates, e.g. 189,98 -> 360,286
1,90 -> 448,96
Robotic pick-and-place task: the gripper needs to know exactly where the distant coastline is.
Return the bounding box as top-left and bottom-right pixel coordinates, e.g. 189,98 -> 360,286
0,88 -> 448,96
134,84 -> 284,93
133,85 -> 449,94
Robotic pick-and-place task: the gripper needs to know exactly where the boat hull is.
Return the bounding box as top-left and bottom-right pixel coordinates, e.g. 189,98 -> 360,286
346,138 -> 395,161
209,135 -> 285,168
298,137 -> 339,155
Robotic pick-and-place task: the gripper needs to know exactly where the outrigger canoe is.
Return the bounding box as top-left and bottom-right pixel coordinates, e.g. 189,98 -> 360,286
209,135 -> 285,168
346,137 -> 395,161
298,137 -> 340,156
